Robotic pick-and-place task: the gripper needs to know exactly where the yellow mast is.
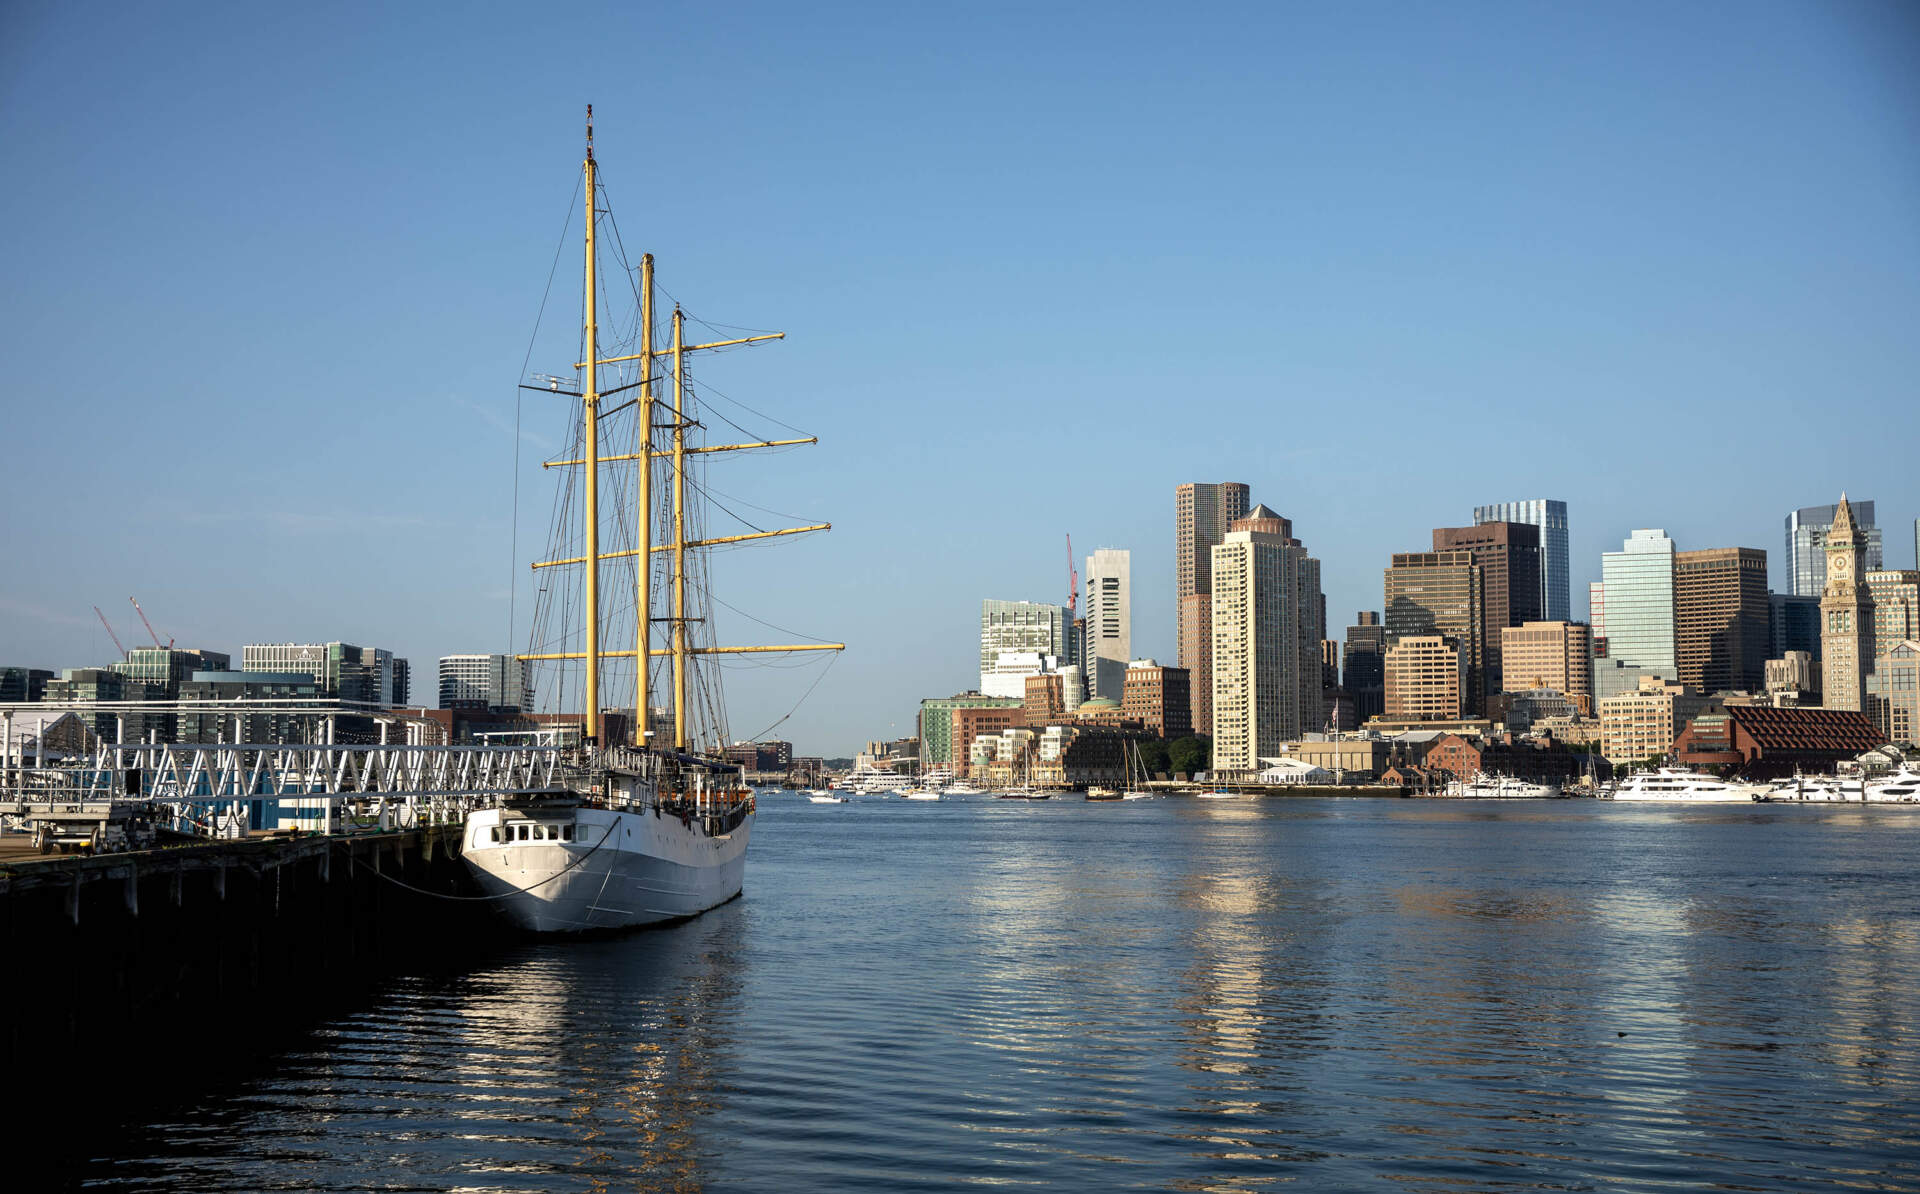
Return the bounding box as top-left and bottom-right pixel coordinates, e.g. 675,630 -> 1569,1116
581,108 -> 602,744
632,253 -> 654,746
671,305 -> 690,750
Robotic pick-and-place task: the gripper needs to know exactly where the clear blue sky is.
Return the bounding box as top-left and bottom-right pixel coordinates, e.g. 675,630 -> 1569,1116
3,1 -> 1917,756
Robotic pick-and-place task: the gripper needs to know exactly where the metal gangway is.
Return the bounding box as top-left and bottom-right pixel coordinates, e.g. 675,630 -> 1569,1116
4,741 -> 570,850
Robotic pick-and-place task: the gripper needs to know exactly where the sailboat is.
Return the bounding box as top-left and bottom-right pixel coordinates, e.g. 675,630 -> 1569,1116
461,110 -> 841,932
1120,740 -> 1154,800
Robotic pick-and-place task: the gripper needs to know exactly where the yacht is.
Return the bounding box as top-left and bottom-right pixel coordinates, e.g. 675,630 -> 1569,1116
1443,772 -> 1561,799
1760,774 -> 1858,803
1607,768 -> 1769,803
1865,767 -> 1920,804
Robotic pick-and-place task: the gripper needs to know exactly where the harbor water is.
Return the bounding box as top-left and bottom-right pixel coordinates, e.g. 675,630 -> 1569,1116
75,797 -> 1920,1190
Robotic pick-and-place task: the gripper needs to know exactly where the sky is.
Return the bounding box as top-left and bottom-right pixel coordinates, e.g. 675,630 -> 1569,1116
2,1 -> 1917,756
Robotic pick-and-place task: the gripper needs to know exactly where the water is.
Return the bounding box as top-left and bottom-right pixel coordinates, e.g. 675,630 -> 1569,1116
80,797 -> 1920,1190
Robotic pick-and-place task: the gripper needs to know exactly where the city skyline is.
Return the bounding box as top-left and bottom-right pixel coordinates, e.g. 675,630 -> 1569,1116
3,4 -> 1917,754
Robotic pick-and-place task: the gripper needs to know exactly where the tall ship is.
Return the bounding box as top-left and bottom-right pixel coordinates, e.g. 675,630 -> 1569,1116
461,110 -> 840,932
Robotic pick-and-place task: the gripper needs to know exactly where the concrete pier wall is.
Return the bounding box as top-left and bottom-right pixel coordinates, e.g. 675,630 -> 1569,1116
0,827 -> 492,1113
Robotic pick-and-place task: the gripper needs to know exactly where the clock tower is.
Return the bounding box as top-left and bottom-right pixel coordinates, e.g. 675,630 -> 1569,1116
1820,493 -> 1875,711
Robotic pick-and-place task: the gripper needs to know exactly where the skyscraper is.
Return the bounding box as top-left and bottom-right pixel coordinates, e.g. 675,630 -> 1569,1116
1383,550 -> 1484,713
1343,612 -> 1387,723
1474,499 -> 1569,622
1673,547 -> 1769,694
243,642 -> 397,705
979,600 -> 1072,698
1432,521 -> 1542,697
1083,548 -> 1131,701
1175,481 -> 1250,734
1786,501 -> 1882,597
1599,530 -> 1677,682
1819,496 -> 1874,711
1209,517 -> 1323,774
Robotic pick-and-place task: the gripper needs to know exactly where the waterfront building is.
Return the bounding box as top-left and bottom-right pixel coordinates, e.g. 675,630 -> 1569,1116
1820,496 -> 1875,712
1383,635 -> 1467,721
979,600 -> 1071,697
1024,672 -> 1067,725
1343,612 -> 1386,723
1209,520 -> 1324,775
1599,530 -> 1677,684
1073,696 -> 1142,730
1474,499 -> 1570,622
111,647 -> 232,698
1083,548 -> 1132,701
176,671 -> 324,744
1769,593 -> 1821,662
1500,621 -> 1592,703
438,653 -> 531,712
951,703 -> 1024,774
1426,733 -> 1599,786
1598,675 -> 1711,764
0,667 -> 54,703
1383,551 -> 1483,711
1674,548 -> 1770,694
1671,704 -> 1886,780
1433,521 -> 1542,696
1867,641 -> 1920,748
1122,659 -> 1193,739
1786,500 -> 1882,597
243,643 -> 398,706
1274,737 -> 1391,780
1175,481 -> 1251,733
1491,688 -> 1584,732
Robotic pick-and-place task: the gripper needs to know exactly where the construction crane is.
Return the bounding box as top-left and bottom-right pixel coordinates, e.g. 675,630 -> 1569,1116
129,596 -> 172,649
92,605 -> 128,659
1066,534 -> 1078,618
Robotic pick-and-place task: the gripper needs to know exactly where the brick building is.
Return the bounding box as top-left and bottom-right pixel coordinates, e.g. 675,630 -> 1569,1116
1671,705 -> 1886,780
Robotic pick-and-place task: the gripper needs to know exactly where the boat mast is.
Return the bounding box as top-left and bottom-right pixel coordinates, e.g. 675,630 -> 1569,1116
581,107 -> 603,744
633,253 -> 654,747
672,305 -> 690,750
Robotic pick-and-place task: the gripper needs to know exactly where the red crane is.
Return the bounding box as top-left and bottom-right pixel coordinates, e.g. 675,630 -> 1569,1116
92,605 -> 128,659
1066,534 -> 1078,618
129,596 -> 173,649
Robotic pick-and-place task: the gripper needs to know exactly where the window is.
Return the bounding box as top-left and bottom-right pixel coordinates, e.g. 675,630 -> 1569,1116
489,827 -> 500,843
563,824 -> 575,841
517,824 -> 529,841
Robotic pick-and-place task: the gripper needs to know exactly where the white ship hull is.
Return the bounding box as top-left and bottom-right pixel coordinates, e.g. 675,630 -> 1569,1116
1609,768 -> 1768,803
461,803 -> 750,933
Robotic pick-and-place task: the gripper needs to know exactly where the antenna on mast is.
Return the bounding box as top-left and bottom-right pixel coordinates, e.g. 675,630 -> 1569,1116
586,103 -> 594,161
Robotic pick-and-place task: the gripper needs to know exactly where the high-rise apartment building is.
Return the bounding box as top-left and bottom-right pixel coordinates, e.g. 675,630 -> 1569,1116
438,653 -> 532,711
1433,522 -> 1541,697
1176,482 -> 1250,733
1383,550 -> 1484,712
1383,635 -> 1468,721
1209,521 -> 1323,774
1786,500 -> 1882,597
1343,612 -> 1387,723
1674,547 -> 1770,694
243,643 -> 397,705
1599,530 -> 1677,681
1122,660 -> 1193,739
1500,621 -> 1592,704
979,600 -> 1072,698
1820,496 -> 1874,712
1474,499 -> 1569,622
1083,548 -> 1131,701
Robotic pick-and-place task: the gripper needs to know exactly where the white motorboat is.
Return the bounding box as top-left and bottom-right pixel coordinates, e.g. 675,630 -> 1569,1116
1761,774 -> 1859,803
1443,772 -> 1561,799
808,793 -> 848,804
1865,767 -> 1920,804
1607,767 -> 1769,803
902,790 -> 941,801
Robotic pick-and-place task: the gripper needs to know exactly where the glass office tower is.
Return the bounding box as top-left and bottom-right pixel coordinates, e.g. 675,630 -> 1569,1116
1474,499 -> 1569,623
1599,529 -> 1677,677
